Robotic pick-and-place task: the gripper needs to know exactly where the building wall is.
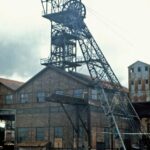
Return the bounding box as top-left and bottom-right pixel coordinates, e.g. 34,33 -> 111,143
0,84 -> 16,146
13,67 -> 125,149
129,61 -> 150,102
0,83 -> 14,106
0,67 -> 130,149
14,68 -> 91,148
128,61 -> 150,137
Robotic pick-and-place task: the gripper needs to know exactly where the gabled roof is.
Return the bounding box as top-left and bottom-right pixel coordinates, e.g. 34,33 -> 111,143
69,72 -> 92,84
68,72 -> 128,92
0,78 -> 24,90
16,65 -> 128,92
16,66 -> 90,91
128,60 -> 150,68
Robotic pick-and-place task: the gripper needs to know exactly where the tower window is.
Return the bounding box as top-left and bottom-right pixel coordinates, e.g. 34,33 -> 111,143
130,68 -> 134,73
146,79 -> 149,84
131,80 -> 134,85
138,80 -> 141,84
138,67 -> 141,72
145,66 -> 149,71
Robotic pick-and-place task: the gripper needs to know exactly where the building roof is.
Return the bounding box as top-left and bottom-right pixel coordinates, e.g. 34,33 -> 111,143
17,66 -> 90,91
0,78 -> 24,90
128,60 -> 150,68
16,65 -> 128,92
69,72 -> 128,92
69,72 -> 92,84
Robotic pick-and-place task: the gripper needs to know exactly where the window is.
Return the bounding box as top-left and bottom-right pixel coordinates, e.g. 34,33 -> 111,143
138,67 -> 141,72
36,128 -> 46,141
130,68 -> 134,73
17,128 -> 29,142
131,80 -> 134,85
20,93 -> 28,103
55,90 -> 64,95
5,95 -> 13,104
91,89 -> 97,100
37,92 -> 45,102
138,80 -> 141,84
54,127 -> 63,138
146,79 -> 149,84
74,89 -> 83,98
145,66 -> 149,71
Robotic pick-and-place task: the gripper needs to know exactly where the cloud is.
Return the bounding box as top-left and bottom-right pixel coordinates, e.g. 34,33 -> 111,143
0,2 -> 39,81
0,31 -> 47,81
0,0 -> 50,81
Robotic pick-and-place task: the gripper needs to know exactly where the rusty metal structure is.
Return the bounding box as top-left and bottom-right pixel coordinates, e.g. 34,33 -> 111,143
40,0 -> 149,149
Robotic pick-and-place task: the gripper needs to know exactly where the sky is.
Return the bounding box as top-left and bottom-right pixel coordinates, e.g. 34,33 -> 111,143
0,0 -> 150,87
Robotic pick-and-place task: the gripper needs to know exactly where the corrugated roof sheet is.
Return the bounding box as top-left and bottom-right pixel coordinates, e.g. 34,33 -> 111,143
69,72 -> 92,83
0,78 -> 24,90
69,72 -> 128,92
12,65 -> 128,92
128,60 -> 150,68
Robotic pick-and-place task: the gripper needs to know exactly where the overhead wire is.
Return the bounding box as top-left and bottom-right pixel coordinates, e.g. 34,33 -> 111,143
85,5 -> 136,49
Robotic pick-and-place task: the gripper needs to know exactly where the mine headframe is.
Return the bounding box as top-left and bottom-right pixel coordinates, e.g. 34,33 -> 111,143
40,0 -> 86,72
40,0 -> 150,149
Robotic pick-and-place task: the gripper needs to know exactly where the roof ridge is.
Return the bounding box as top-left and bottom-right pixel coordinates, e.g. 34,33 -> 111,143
0,77 -> 24,90
128,60 -> 150,67
0,77 -> 24,84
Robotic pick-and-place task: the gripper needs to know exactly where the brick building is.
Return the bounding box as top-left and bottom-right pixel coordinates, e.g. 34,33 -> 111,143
0,78 -> 23,148
1,60 -> 150,149
0,78 -> 23,105
0,66 -> 129,150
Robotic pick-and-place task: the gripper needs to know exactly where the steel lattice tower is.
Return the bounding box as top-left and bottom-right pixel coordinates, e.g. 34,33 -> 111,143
41,0 -> 84,71
40,0 -> 150,149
